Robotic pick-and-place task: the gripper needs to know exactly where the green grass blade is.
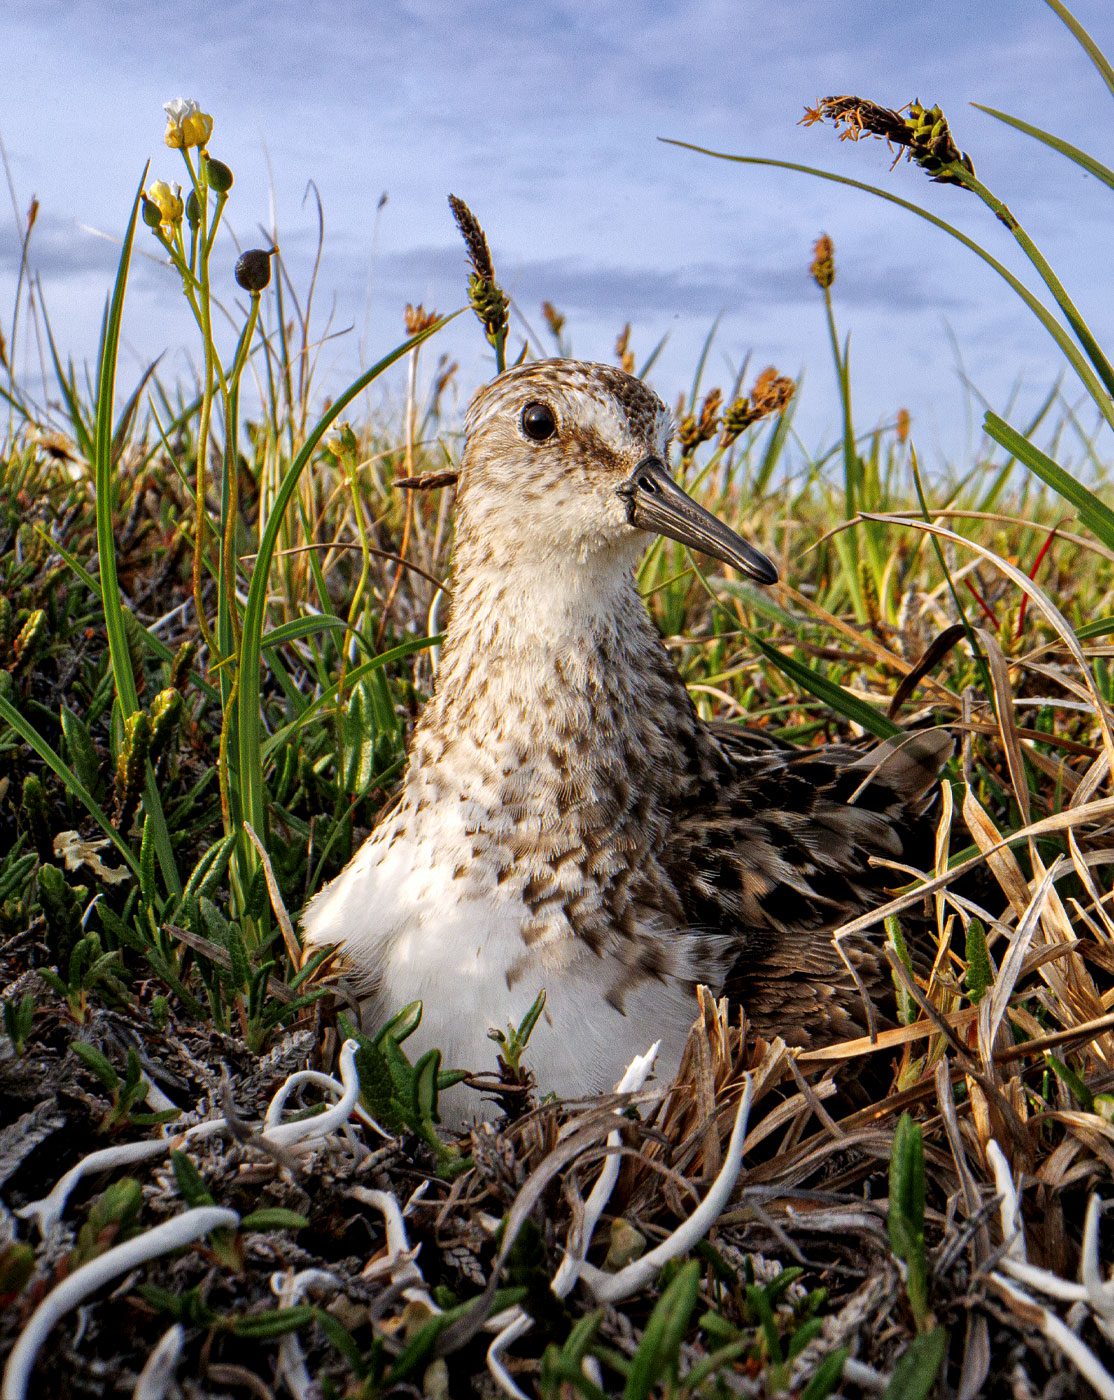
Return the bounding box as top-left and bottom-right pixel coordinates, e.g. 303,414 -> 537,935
972,104 -> 1114,191
660,141 -> 1114,434
983,410 -> 1114,550
237,312 -> 461,841
749,634 -> 902,740
1041,0 -> 1114,100
92,164 -> 181,896
0,694 -> 139,877
262,633 -> 441,758
40,528 -> 219,703
94,167 -> 146,716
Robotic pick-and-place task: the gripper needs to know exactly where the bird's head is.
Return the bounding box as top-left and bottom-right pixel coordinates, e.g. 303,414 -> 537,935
456,359 -> 777,584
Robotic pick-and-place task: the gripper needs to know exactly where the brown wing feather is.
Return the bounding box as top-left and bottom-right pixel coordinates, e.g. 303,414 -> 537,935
665,725 -> 950,1045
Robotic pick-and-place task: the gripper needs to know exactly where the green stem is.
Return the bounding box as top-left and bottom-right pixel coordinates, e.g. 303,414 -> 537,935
661,143 -> 1114,435
956,168 -> 1114,403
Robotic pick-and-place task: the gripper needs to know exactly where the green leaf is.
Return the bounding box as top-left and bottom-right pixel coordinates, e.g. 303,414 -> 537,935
971,105 -> 1114,191
1040,0 -> 1114,99
59,706 -> 101,797
888,1114 -> 929,1327
240,1208 -> 309,1231
1046,1052 -> 1094,1111
170,1150 -> 215,1208
984,411 -> 1114,551
0,694 -> 138,876
623,1258 -> 701,1400
236,314 -> 461,848
749,634 -> 902,740
964,919 -> 993,1006
231,1305 -> 316,1338
882,1327 -> 948,1400
661,140 -> 1114,433
800,1347 -> 850,1400
72,1041 -> 120,1092
92,164 -> 180,897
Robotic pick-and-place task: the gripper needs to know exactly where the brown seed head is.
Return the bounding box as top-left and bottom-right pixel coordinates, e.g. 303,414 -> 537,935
810,233 -> 835,290
615,324 -> 635,375
720,368 -> 795,444
448,194 -> 510,349
541,301 -> 566,337
404,303 -> 439,335
896,407 -> 911,443
803,95 -> 974,186
678,388 -> 722,456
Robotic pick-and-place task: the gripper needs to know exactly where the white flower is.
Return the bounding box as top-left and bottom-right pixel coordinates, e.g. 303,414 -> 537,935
163,97 -> 213,150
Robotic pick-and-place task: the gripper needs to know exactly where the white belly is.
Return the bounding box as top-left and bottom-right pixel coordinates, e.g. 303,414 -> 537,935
301,827 -> 701,1127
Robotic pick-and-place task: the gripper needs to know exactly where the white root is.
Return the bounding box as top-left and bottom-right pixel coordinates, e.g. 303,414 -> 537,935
130,1323 -> 185,1400
992,1275 -> 1114,1400
985,1139 -> 1026,1262
579,1073 -> 753,1304
264,1039 -> 362,1150
987,1139 -> 1114,1397
350,1186 -> 438,1310
486,1311 -> 534,1400
263,1062 -> 388,1139
2,1208 -> 239,1400
271,1268 -> 343,1400
552,1040 -> 660,1300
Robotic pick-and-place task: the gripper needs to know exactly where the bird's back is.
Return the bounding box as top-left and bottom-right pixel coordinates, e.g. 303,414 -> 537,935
665,725 -> 951,1044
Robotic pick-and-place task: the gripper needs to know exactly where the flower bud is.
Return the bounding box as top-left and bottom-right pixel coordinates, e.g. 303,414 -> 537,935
142,197 -> 163,229
147,180 -> 184,228
235,248 -> 274,293
204,156 -> 234,193
163,97 -> 214,150
185,190 -> 202,229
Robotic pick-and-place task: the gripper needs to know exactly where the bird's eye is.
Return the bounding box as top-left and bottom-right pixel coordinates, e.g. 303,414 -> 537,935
521,401 -> 557,442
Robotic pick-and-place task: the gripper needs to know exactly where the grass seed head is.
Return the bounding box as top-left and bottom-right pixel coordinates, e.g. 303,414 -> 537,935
448,194 -> 510,350
720,368 -> 795,443
804,95 -> 974,185
404,303 -> 439,335
542,300 -> 566,337
615,322 -> 635,374
678,388 -> 723,457
810,233 -> 835,290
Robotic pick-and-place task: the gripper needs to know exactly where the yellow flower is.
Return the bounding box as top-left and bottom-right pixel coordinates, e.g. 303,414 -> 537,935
146,180 -> 184,226
163,97 -> 213,150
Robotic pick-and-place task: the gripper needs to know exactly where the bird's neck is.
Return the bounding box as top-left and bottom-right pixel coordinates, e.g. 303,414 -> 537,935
402,537 -> 717,846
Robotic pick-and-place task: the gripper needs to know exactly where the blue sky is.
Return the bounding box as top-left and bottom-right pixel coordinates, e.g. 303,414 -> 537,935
0,0 -> 1110,466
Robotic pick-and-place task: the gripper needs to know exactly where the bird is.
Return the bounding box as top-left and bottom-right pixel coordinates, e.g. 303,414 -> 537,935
302,358 -> 948,1123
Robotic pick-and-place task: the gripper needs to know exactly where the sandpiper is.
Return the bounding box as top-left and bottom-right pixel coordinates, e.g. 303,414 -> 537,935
303,359 -> 946,1119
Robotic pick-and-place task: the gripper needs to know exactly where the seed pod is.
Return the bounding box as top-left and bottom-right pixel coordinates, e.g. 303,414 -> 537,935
22,772 -> 52,861
204,156 -> 234,193
37,862 -> 85,961
168,638 -> 198,692
114,710 -> 152,832
149,687 -> 183,763
0,595 -> 12,664
235,248 -> 274,293
12,608 -> 45,675
141,197 -> 163,229
185,189 -> 202,229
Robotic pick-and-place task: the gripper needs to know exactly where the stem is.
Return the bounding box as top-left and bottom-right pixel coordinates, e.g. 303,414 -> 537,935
956,167 -> 1114,404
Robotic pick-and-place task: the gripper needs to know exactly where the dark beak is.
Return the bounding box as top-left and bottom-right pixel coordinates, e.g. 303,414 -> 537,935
617,457 -> 779,585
